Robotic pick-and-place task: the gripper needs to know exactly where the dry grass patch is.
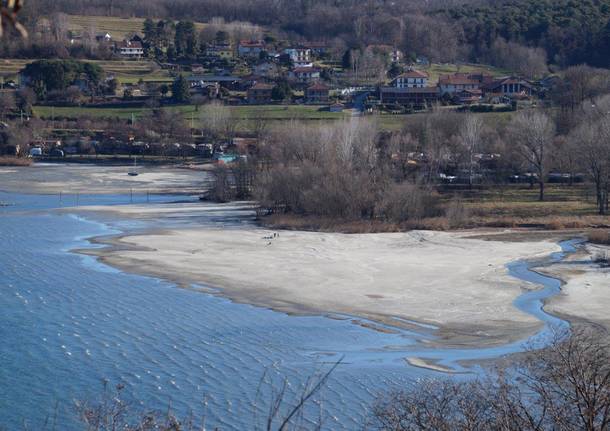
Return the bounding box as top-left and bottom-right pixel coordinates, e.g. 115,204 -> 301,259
0,157 -> 32,166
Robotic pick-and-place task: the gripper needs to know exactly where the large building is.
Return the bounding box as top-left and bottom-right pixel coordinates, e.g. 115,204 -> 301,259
305,82 -> 330,104
392,69 -> 429,88
379,87 -> 439,108
115,40 -> 144,58
238,40 -> 265,57
284,47 -> 311,64
247,82 -> 274,104
484,76 -> 533,97
438,73 -> 495,95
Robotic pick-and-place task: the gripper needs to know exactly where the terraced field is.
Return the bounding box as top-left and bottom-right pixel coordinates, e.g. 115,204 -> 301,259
0,59 -> 173,83
67,15 -> 206,40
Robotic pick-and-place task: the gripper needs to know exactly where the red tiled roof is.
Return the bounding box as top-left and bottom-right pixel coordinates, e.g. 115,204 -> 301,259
307,82 -> 329,91
239,40 -> 264,48
398,69 -> 428,79
439,74 -> 479,86
292,66 -> 320,73
116,40 -> 143,49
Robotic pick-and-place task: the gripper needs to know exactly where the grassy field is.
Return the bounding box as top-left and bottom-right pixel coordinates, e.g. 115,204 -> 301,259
67,15 -> 206,40
33,104 -> 350,128
33,104 -> 518,131
423,63 -> 511,83
0,58 -> 174,84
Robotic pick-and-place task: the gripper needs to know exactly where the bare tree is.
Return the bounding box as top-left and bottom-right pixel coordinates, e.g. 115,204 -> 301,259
510,110 -> 555,201
372,328 -> 610,431
459,114 -> 484,188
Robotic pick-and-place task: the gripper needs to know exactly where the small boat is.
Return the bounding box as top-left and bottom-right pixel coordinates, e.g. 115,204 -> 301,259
128,157 -> 139,176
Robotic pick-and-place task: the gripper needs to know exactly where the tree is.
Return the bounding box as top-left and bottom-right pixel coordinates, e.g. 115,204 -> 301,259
171,75 -> 190,103
571,98 -> 610,215
200,100 -> 235,139
0,92 -> 16,121
16,88 -> 36,115
459,115 -> 484,188
373,328 -> 610,431
510,110 -> 555,201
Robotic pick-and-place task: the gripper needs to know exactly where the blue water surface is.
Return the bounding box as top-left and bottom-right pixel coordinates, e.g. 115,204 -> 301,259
0,191 -> 576,430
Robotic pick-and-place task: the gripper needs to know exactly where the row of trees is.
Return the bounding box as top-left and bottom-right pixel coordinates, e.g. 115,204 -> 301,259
227,93 -> 610,223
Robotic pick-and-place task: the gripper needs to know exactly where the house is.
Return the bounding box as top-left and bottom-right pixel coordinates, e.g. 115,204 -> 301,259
438,73 -> 494,95
284,47 -> 311,64
390,49 -> 402,64
247,82 -> 274,104
484,77 -> 533,97
306,41 -> 329,56
187,75 -> 241,91
379,87 -> 439,108
392,70 -> 429,88
457,89 -> 483,105
305,82 -> 330,104
289,66 -> 321,83
115,40 -> 144,58
206,42 -> 233,59
96,32 -> 112,43
238,40 -> 265,57
253,62 -> 279,77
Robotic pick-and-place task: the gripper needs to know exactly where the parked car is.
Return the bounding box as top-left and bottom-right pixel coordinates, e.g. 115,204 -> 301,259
29,147 -> 42,157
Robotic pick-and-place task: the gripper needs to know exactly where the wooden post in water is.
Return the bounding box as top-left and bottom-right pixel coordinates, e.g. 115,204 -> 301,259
130,188 -> 133,203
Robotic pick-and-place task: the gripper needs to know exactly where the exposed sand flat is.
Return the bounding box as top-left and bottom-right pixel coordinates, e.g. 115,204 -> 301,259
0,164 -> 210,194
544,244 -> 610,329
90,219 -> 562,347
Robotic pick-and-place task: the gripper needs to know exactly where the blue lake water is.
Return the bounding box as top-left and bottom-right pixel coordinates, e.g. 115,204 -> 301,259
0,191 -> 576,430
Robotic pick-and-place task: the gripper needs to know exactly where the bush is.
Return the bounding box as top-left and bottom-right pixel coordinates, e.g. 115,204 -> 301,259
589,229 -> 610,245
379,183 -> 440,223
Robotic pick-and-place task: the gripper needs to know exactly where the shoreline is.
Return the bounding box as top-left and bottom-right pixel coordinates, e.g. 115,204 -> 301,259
75,213 -> 574,350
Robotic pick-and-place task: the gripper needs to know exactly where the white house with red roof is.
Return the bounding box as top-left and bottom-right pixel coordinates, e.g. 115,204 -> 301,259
238,40 -> 265,57
392,69 -> 429,88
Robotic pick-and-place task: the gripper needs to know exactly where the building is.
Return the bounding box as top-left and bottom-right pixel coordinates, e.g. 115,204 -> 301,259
96,32 -> 112,43
484,77 -> 533,97
289,66 -> 321,82
379,87 -> 439,108
187,75 -> 241,91
115,40 -> 144,58
238,40 -> 265,57
247,82 -> 274,104
305,82 -> 330,104
457,89 -> 483,105
284,47 -> 311,64
438,73 -> 494,95
392,70 -> 429,88
206,42 -> 233,59
306,41 -> 329,56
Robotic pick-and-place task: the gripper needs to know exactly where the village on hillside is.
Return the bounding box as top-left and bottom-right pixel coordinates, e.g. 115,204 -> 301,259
0,15 -> 561,162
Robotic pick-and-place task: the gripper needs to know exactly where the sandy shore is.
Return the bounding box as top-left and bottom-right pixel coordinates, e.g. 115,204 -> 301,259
0,163 -> 210,194
544,244 -> 610,331
77,201 -> 571,348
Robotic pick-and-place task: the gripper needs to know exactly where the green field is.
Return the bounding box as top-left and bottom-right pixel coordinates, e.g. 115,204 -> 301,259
67,15 -> 206,40
33,104 -> 517,132
422,63 -> 511,83
0,59 -> 174,84
33,104 -> 351,128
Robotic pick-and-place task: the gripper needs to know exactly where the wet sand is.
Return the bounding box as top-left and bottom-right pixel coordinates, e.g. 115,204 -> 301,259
0,163 -> 210,194
76,201 -> 571,348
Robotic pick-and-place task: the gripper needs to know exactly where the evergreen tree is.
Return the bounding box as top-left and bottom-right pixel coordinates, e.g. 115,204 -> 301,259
172,75 -> 191,103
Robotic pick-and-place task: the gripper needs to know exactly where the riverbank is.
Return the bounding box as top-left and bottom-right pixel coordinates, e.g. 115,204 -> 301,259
0,163 -> 209,194
76,200 -> 588,349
